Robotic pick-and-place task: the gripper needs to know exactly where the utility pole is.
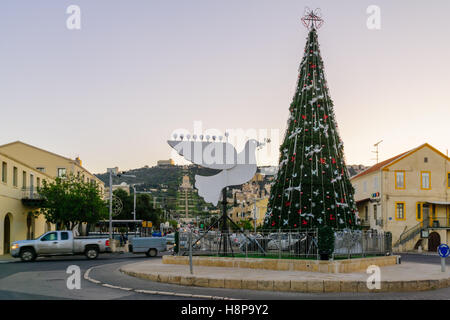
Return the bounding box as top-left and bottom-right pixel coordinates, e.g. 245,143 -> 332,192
107,167 -> 136,241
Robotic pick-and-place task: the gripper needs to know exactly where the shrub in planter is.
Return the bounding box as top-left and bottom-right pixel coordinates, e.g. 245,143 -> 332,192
318,226 -> 335,260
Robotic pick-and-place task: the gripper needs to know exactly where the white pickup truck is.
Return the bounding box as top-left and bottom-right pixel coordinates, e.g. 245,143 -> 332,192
10,230 -> 111,262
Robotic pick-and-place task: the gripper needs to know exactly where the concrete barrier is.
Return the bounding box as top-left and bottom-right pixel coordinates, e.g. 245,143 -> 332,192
162,255 -> 398,274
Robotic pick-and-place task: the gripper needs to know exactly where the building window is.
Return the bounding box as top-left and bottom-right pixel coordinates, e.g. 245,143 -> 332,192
1,162 -> 7,183
395,202 -> 405,220
416,202 -> 422,221
36,167 -> 45,173
447,172 -> 450,188
37,177 -> 41,189
420,171 -> 431,190
395,171 -> 405,189
22,171 -> 27,189
13,167 -> 18,187
424,157 -> 428,163
57,168 -> 67,178
373,205 -> 377,220
365,206 -> 368,220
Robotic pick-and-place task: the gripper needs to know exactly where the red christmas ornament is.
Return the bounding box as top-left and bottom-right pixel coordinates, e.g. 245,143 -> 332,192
332,158 -> 336,164
320,158 -> 326,164
285,202 -> 291,207
302,220 -> 308,225
323,114 -> 328,120
302,115 -> 306,120
330,214 -> 335,220
298,209 -> 302,214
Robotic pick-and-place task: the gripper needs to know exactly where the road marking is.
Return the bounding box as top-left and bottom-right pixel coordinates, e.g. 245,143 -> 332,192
84,265 -> 238,300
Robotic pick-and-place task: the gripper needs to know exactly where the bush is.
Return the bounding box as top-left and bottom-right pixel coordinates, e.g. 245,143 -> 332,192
318,226 -> 335,258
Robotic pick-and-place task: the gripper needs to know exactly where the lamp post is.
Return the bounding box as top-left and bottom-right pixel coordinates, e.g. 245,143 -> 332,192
107,167 -> 135,241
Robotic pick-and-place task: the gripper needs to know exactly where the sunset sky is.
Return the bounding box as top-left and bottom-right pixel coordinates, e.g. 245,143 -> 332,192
1,0 -> 449,174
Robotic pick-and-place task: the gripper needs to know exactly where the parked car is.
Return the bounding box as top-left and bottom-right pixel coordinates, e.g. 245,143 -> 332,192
10,230 -> 111,262
129,237 -> 167,257
165,233 -> 175,245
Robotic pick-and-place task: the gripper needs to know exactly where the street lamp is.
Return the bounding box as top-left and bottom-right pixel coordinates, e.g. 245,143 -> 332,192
131,185 -> 152,221
107,167 -> 136,241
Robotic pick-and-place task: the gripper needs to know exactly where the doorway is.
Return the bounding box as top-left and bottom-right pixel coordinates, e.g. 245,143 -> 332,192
428,232 -> 441,252
4,215 -> 11,254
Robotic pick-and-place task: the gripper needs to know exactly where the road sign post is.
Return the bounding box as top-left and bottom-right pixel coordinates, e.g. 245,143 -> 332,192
438,244 -> 449,272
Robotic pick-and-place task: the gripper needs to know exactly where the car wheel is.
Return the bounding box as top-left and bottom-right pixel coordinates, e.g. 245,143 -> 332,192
20,248 -> 36,262
146,248 -> 157,257
85,247 -> 99,260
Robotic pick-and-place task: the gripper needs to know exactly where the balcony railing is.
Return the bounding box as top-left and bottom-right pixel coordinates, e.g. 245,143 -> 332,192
21,188 -> 44,207
21,188 -> 42,200
427,217 -> 450,229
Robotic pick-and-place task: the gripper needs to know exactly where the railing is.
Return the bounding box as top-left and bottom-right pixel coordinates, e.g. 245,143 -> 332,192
394,216 -> 450,248
394,219 -> 426,248
177,229 -> 391,260
334,229 -> 391,258
428,217 -> 450,229
21,188 -> 42,200
178,230 -> 319,259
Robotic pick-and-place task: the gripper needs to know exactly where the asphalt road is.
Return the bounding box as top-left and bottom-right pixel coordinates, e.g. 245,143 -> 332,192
0,252 -> 448,300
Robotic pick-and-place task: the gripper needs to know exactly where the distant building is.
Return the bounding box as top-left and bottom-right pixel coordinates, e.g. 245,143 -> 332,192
347,164 -> 370,177
105,182 -> 130,198
157,159 -> 175,167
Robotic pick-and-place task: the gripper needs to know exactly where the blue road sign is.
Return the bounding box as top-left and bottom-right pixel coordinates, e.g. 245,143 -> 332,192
438,244 -> 450,258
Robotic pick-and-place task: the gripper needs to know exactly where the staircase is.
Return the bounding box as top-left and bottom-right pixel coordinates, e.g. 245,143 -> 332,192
393,219 -> 429,249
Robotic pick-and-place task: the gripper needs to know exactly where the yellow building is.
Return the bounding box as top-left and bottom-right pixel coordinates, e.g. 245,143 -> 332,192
351,143 -> 450,252
0,141 -> 105,255
0,141 -> 104,193
0,152 -> 53,254
230,198 -> 268,228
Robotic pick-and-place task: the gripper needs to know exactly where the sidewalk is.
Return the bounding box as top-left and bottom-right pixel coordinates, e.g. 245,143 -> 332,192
120,259 -> 450,293
0,254 -> 15,263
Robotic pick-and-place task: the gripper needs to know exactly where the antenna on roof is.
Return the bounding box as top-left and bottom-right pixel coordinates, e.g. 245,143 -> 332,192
372,140 -> 383,164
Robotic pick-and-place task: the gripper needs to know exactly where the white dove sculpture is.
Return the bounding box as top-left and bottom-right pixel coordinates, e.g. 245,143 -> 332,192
167,139 -> 260,206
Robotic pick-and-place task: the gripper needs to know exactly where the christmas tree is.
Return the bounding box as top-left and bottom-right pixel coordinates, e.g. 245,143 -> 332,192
264,11 -> 359,230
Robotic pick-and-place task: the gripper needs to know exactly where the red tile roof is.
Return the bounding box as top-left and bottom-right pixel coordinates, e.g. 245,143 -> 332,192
351,151 -> 409,180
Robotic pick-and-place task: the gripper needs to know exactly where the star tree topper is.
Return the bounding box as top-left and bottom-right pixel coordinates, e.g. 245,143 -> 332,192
301,7 -> 324,30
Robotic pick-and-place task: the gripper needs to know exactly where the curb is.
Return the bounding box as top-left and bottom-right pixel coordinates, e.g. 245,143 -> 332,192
83,266 -> 237,300
119,268 -> 450,294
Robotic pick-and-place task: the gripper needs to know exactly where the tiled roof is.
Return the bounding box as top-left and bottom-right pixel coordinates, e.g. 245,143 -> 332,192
350,151 -> 409,180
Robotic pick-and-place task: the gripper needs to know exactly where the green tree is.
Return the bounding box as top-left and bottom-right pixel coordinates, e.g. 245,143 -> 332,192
264,26 -> 359,230
39,174 -> 108,230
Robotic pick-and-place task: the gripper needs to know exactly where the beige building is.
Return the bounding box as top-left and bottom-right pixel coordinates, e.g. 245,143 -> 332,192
230,198 -> 268,228
0,152 -> 54,254
0,141 -> 105,255
0,141 -> 104,191
351,143 -> 450,252
157,159 -> 175,167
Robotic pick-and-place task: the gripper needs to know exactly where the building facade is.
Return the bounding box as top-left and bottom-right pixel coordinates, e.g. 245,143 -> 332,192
0,152 -> 53,255
0,141 -> 105,255
351,143 -> 450,252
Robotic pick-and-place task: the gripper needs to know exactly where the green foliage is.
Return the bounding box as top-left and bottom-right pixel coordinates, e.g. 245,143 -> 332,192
113,190 -> 162,227
38,174 -> 108,230
231,219 -> 253,231
318,226 -> 335,255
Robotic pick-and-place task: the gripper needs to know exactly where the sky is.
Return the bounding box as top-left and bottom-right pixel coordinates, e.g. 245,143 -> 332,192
1,0 -> 449,174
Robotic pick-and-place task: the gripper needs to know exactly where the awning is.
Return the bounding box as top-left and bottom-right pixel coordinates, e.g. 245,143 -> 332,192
425,201 -> 450,205
356,198 -> 370,204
